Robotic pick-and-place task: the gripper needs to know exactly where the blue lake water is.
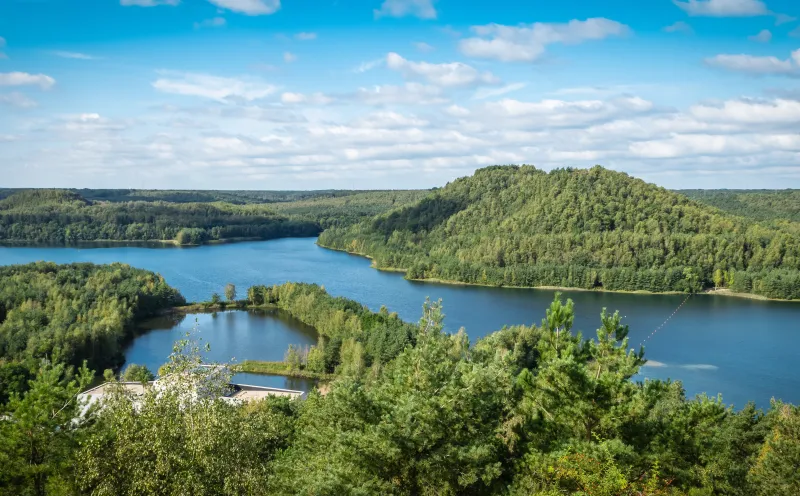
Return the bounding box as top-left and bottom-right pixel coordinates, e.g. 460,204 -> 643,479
1,237 -> 799,408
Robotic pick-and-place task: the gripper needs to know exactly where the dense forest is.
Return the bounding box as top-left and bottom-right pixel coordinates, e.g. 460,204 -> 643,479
0,188 -> 426,205
0,189 -> 425,245
319,166 -> 800,300
2,276 -> 799,495
0,262 -> 184,397
681,189 -> 800,223
246,282 -> 419,374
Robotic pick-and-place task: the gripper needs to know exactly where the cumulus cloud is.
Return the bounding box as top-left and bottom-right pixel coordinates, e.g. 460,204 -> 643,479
0,92 -> 37,108
749,29 -> 772,42
152,72 -> 277,101
673,0 -> 769,16
194,17 -> 227,29
374,0 -> 436,20
460,18 -> 630,62
0,72 -> 55,89
295,32 -> 317,40
386,52 -> 500,87
207,0 -> 280,15
663,21 -> 694,34
705,50 -> 799,75
120,0 -> 180,6
690,98 -> 800,124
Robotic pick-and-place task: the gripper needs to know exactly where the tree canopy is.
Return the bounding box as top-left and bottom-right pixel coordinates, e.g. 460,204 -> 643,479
320,165 -> 800,299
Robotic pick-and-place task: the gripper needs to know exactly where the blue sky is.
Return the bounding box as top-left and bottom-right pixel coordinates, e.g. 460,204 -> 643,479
1,0 -> 800,189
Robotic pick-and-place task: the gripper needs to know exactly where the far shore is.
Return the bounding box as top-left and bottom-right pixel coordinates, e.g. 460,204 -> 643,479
315,241 -> 797,303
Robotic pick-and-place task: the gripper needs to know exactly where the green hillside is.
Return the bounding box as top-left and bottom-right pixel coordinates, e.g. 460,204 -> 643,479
680,189 -> 800,223
319,165 -> 800,299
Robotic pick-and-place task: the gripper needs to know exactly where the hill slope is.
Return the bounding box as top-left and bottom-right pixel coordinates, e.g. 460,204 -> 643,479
680,189 -> 800,223
319,165 -> 800,299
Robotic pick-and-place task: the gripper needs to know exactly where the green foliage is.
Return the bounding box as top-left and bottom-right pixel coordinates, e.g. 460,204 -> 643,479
74,328 -> 299,496
0,188 -> 427,245
681,189 -> 800,223
0,262 -> 185,372
320,165 -> 800,299
1,273 -> 797,494
120,363 -> 155,383
748,403 -> 800,495
0,359 -> 94,495
224,283 -> 237,302
247,282 -> 418,373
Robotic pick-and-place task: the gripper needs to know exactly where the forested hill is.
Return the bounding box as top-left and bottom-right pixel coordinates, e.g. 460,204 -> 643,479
0,189 -> 427,245
319,165 -> 800,299
680,189 -> 800,223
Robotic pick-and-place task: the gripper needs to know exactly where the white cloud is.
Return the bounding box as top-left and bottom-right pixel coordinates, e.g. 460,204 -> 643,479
281,92 -> 333,105
472,82 -> 527,100
295,32 -> 317,41
194,17 -> 227,29
0,37 -> 5,48
352,83 -> 447,105
386,52 -> 500,87
51,50 -> 97,59
791,26 -> 800,38
414,42 -> 434,52
690,98 -> 800,124
444,104 -> 470,117
0,72 -> 55,89
673,0 -> 769,16
480,96 -> 654,128
663,21 -> 694,33
283,52 -> 297,63
354,58 -> 384,73
374,0 -> 436,20
749,29 -> 772,42
207,0 -> 280,15
460,18 -> 630,62
0,92 -> 37,108
775,13 -> 796,25
705,51 -> 799,75
152,72 -> 277,101
120,0 -> 180,6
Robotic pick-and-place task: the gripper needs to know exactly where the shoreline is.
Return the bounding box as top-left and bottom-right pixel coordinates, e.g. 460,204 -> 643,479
316,241 -> 796,303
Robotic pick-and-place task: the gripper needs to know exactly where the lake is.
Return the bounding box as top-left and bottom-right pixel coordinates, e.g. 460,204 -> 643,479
1,237 -> 799,408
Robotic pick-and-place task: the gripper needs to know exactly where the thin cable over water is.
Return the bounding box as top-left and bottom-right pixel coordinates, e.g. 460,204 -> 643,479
638,293 -> 692,347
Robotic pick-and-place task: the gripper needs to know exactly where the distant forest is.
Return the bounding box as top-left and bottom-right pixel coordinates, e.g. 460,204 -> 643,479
0,189 -> 427,245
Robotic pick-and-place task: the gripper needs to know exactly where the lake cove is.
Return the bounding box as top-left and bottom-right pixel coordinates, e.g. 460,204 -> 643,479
2,237 -> 799,408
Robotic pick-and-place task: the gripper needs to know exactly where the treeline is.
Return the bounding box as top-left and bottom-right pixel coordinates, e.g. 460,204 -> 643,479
0,188 -> 422,205
0,189 -> 426,245
0,190 -> 319,245
319,165 -> 800,300
0,262 -> 184,387
267,190 -> 430,229
246,282 -> 418,375
681,189 -> 800,223
3,292 -> 800,494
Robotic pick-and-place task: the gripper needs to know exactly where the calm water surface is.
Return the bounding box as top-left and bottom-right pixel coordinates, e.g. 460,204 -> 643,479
2,237 -> 799,408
